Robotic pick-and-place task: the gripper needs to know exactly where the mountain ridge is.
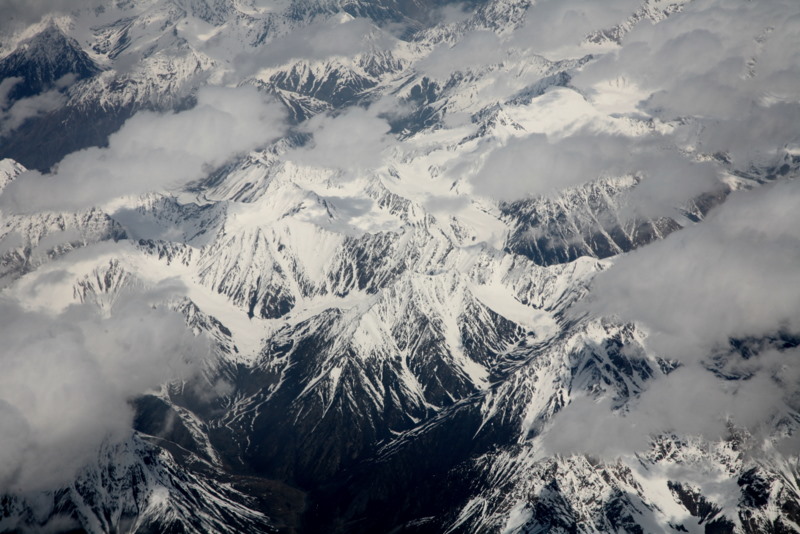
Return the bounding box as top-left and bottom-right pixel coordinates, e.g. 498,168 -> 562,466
1,0 -> 799,532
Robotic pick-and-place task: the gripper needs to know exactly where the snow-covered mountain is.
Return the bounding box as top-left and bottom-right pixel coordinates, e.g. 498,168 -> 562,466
1,0 -> 799,533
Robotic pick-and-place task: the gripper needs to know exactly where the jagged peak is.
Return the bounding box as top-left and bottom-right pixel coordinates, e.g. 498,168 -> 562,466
2,20 -> 98,70
0,158 -> 26,192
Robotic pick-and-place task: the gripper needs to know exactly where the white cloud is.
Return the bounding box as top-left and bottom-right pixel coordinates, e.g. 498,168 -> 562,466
542,355 -> 793,457
474,0 -> 800,461
417,30 -> 507,81
509,0 -> 640,57
471,131 -> 719,216
543,179 -> 800,457
0,281 -> 210,493
587,180 -> 800,361
286,106 -> 393,172
466,0 -> 800,215
572,0 -> 800,167
0,79 -> 66,136
472,132 -> 612,199
429,2 -> 474,26
0,86 -> 287,213
233,16 -> 393,75
0,0 -> 102,31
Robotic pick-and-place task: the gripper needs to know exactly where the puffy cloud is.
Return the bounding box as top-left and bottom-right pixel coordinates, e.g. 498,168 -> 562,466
543,354 -> 794,457
0,0 -> 102,31
233,16 -> 393,75
471,131 -> 719,216
428,2 -> 475,26
477,0 -> 800,460
0,279 -> 210,493
573,0 -> 800,167
545,179 -> 800,457
588,180 -> 800,361
467,0 -> 799,215
417,30 -> 507,80
472,132 -> 623,199
0,86 -> 287,213
510,0 -> 640,57
286,106 -> 393,172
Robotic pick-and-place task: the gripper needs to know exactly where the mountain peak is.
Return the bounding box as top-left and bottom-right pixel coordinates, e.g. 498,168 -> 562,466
0,22 -> 99,101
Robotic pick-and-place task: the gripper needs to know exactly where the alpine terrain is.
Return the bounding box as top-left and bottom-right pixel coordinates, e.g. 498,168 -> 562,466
0,0 -> 799,533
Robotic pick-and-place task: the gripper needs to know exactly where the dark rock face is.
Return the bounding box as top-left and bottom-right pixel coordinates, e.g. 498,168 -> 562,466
669,482 -> 727,525
501,181 -> 732,266
0,24 -> 99,101
501,179 -> 684,266
0,104 -> 138,172
0,25 -> 110,170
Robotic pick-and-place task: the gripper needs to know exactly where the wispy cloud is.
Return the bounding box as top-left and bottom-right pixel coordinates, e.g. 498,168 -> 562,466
0,77 -> 68,137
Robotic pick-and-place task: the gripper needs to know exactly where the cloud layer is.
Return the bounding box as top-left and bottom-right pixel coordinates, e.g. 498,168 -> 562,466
472,131 -> 719,210
417,30 -> 506,81
0,86 -> 286,213
590,180 -> 800,360
546,179 -> 800,457
288,106 -> 393,172
232,16 -> 392,75
0,279 -> 209,493
572,0 -> 800,166
510,0 -> 641,56
455,0 -> 800,221
0,0 -> 102,31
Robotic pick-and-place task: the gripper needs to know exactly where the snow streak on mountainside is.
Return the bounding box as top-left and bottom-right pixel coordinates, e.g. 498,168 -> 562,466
1,0 -> 799,533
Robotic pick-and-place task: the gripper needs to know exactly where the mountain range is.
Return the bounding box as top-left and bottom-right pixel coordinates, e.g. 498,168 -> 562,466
0,0 -> 799,533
